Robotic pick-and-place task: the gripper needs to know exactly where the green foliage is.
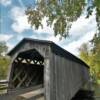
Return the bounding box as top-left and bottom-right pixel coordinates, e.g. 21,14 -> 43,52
0,57 -> 10,80
26,0 -> 85,38
26,0 -> 100,38
0,41 -> 10,80
79,44 -> 90,64
79,34 -> 100,85
94,0 -> 100,32
87,0 -> 100,33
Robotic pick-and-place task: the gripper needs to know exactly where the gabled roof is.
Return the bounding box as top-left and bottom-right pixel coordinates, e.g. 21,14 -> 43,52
7,38 -> 53,56
8,38 -> 89,68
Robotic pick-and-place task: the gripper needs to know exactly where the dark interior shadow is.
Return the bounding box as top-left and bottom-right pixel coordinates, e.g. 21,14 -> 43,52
71,90 -> 95,100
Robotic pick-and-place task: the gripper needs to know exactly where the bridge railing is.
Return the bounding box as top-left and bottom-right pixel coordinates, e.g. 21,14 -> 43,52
0,80 -> 8,94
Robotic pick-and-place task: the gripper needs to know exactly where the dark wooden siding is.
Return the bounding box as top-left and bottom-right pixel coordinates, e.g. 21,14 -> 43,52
50,52 -> 89,100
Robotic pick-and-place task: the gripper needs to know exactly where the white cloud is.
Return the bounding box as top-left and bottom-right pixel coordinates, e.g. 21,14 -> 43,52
0,34 -> 13,42
57,11 -> 97,56
10,6 -> 31,33
10,6 -> 54,34
30,11 -> 96,56
33,17 -> 54,34
6,42 -> 14,51
10,6 -> 96,56
30,33 -> 60,44
30,17 -> 61,43
69,11 -> 96,38
30,22 -> 61,44
64,31 -> 95,56
0,34 -> 14,53
0,0 -> 11,6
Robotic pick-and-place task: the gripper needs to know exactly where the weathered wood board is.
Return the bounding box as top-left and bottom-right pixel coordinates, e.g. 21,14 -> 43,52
4,38 -> 90,100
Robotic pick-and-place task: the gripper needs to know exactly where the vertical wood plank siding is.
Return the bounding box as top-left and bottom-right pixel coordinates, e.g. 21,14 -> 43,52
6,38 -> 89,100
51,53 -> 89,100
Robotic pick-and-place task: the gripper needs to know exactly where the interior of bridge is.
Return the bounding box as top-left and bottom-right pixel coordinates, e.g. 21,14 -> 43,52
11,49 -> 44,89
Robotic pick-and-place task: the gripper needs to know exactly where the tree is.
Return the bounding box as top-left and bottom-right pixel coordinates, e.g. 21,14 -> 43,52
87,0 -> 100,33
0,42 -> 10,80
79,35 -> 100,84
79,43 -> 90,64
26,0 -> 85,37
0,41 -> 8,57
0,57 -> 10,80
91,33 -> 100,84
26,0 -> 100,38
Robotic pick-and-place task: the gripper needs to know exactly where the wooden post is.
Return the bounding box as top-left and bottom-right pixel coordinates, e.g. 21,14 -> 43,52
44,58 -> 50,100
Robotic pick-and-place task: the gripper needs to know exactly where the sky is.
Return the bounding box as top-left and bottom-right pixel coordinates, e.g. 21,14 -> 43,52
0,0 -> 97,56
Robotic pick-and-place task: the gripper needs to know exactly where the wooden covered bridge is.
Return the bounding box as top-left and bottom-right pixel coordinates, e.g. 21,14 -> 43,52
0,38 -> 91,100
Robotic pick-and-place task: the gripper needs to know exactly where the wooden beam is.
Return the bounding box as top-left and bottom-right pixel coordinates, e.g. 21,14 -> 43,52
25,71 -> 37,87
15,88 -> 44,100
25,59 -> 32,64
16,57 -> 23,63
12,68 -> 23,82
16,73 -> 28,88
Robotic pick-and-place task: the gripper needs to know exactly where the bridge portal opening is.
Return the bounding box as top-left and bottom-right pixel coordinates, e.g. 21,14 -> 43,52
11,49 -> 44,89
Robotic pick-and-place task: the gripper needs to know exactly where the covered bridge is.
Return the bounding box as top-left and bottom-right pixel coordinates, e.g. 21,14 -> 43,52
0,38 -> 90,100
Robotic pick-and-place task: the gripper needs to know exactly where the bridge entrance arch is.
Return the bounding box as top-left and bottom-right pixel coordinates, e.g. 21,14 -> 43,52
10,49 -> 44,89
